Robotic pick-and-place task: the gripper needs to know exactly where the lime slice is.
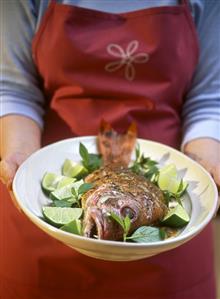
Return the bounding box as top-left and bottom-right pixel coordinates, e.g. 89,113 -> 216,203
72,179 -> 85,190
62,159 -> 88,178
42,207 -> 83,227
41,172 -> 62,194
60,219 -> 82,235
161,204 -> 190,228
57,177 -> 76,189
158,164 -> 181,193
159,164 -> 177,177
158,175 -> 181,194
50,179 -> 84,201
176,180 -> 188,197
50,182 -> 76,201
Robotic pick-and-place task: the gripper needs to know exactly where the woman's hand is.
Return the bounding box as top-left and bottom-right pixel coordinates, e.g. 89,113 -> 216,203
0,115 -> 42,189
0,152 -> 32,189
183,138 -> 220,212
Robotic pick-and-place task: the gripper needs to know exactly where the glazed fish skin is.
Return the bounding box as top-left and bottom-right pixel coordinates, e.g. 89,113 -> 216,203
82,165 -> 167,241
98,120 -> 137,167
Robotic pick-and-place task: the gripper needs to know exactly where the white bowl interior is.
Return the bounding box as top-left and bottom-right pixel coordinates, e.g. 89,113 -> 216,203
13,137 -> 218,261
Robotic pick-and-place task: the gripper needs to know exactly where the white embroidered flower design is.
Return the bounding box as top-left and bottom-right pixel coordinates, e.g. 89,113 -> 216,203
105,40 -> 149,81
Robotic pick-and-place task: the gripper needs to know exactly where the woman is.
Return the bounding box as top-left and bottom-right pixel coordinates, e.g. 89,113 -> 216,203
0,0 -> 220,298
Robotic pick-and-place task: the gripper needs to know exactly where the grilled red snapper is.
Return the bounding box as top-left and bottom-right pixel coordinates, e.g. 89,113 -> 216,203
82,121 -> 167,241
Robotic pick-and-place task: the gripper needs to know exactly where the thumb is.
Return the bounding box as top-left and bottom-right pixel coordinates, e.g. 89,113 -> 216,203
0,159 -> 24,212
0,159 -> 18,189
0,152 -> 28,188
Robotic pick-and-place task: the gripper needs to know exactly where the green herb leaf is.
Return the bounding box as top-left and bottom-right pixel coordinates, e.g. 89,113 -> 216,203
163,190 -> 172,205
110,212 -> 132,242
79,143 -> 89,166
124,215 -> 131,234
130,145 -> 159,181
79,143 -> 102,173
71,187 -> 78,198
159,228 -> 167,240
144,166 -> 159,180
87,153 -> 102,172
78,183 -> 93,195
135,144 -> 141,161
127,226 -> 162,243
71,187 -> 81,208
162,190 -> 183,207
110,211 -> 124,229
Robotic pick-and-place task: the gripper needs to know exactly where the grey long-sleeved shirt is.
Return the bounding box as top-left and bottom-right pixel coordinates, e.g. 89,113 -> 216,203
1,0 -> 220,147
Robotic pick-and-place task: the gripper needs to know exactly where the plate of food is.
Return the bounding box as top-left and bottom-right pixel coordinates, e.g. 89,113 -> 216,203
12,122 -> 218,261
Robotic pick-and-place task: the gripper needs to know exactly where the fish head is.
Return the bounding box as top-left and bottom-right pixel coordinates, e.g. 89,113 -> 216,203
83,185 -> 144,240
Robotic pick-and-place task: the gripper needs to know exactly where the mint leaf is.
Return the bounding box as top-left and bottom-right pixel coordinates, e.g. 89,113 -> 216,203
110,212 -> 132,241
87,153 -> 102,172
127,226 -> 162,243
71,187 -> 78,198
79,143 -> 102,173
78,183 -> 93,195
71,187 -> 81,208
130,146 -> 159,181
124,215 -> 131,234
110,211 -> 124,229
159,228 -> 167,240
79,143 -> 89,166
135,144 -> 141,161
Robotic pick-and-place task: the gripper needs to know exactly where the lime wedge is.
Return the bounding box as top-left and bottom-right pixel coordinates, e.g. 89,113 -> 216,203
50,182 -> 76,201
50,179 -> 84,201
71,179 -> 85,190
41,172 -> 62,194
62,159 -> 88,178
176,180 -> 188,197
161,203 -> 190,228
57,177 -> 76,189
158,164 -> 181,193
41,172 -> 77,195
60,219 -> 82,235
42,207 -> 83,227
158,175 -> 181,194
159,164 -> 177,177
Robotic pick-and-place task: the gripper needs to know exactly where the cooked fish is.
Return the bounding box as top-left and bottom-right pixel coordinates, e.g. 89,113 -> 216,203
82,121 -> 167,241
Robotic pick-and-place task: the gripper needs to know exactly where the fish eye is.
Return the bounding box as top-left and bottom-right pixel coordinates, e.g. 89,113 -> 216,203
120,207 -> 136,219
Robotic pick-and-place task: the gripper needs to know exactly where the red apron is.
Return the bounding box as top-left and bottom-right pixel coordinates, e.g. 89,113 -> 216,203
0,1 -> 216,298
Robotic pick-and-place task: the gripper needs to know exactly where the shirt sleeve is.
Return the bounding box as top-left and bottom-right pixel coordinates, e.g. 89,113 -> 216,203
1,0 -> 220,140
181,0 -> 220,148
0,0 -> 45,128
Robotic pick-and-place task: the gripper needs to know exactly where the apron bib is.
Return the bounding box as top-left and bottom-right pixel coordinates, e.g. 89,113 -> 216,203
0,1 -> 216,298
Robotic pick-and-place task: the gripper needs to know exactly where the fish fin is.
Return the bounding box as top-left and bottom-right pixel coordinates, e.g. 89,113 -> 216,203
98,120 -> 137,166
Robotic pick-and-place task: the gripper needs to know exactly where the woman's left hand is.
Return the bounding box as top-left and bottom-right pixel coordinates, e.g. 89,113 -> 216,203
184,138 -> 220,212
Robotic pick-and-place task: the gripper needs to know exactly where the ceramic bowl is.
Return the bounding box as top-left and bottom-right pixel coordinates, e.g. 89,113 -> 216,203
13,137 -> 218,261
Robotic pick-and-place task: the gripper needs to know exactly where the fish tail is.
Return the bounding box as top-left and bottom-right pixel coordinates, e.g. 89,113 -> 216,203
98,120 -> 137,166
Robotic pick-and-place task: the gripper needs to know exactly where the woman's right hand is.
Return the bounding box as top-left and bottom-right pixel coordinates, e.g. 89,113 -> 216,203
0,152 -> 33,189
0,115 -> 42,208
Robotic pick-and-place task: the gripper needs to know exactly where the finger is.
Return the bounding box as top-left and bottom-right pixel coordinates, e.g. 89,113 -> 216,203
0,159 -> 18,187
212,166 -> 220,188
213,195 -> 220,218
210,166 -> 220,216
